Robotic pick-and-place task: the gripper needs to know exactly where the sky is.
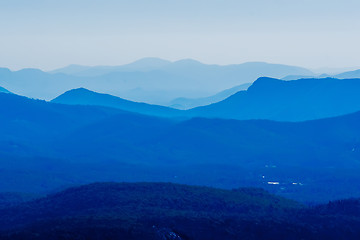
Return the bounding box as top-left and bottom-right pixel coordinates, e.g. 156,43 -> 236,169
1,0 -> 360,71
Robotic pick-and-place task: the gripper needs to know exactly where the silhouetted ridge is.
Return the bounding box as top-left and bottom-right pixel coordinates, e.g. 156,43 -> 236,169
58,87 -> 99,97
3,91 -> 360,201
52,88 -> 183,118
189,77 -> 360,121
0,91 -> 125,160
50,58 -> 172,76
247,77 -> 283,89
169,83 -> 251,110
335,69 -> 360,79
0,59 -> 314,102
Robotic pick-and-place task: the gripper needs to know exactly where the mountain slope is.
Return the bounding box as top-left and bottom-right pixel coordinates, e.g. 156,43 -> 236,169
335,69 -> 360,79
0,91 -> 131,158
169,83 -> 252,109
51,108 -> 360,202
3,91 -> 360,201
189,77 -> 360,121
0,91 -> 180,193
0,86 -> 11,94
51,88 -> 183,118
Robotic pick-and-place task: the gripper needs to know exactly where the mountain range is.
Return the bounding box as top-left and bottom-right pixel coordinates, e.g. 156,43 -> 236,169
53,77 -> 360,122
280,68 -> 360,81
50,58 -> 173,76
0,58 -> 313,104
2,59 -> 360,108
168,82 -> 252,109
51,58 -> 313,79
2,89 -> 360,202
335,69 -> 360,79
188,77 -> 360,121
51,88 -> 183,118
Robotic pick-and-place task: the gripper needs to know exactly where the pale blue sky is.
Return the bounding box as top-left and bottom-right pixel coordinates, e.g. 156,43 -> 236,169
1,0 -> 360,70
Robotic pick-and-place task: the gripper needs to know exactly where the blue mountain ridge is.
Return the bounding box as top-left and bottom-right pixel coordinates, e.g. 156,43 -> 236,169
1,91 -> 360,202
53,77 -> 360,122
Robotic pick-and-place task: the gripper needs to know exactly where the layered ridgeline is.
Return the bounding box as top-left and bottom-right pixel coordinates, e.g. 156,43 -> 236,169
279,67 -> 360,81
168,82 -> 252,110
53,77 -> 360,121
51,88 -> 183,118
49,57 -> 173,76
0,92 -> 124,154
1,182 -> 360,240
50,58 -> 313,78
0,59 -> 312,103
188,77 -> 360,121
334,69 -> 360,79
2,91 -> 360,201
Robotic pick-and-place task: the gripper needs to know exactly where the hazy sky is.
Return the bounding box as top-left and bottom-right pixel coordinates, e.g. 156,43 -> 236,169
1,0 -> 360,70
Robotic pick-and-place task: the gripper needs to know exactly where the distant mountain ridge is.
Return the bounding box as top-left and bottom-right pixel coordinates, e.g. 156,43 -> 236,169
281,68 -> 360,81
50,58 -> 172,76
50,58 -> 313,78
53,77 -> 360,122
0,58 -> 314,103
335,69 -> 360,79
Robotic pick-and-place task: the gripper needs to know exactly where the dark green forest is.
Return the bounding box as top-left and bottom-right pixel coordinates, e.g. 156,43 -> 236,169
1,182 -> 360,240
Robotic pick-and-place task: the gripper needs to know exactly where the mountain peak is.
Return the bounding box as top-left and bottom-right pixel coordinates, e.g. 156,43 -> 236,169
68,87 -> 94,94
52,88 -> 104,104
248,77 -> 284,90
51,88 -> 182,118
